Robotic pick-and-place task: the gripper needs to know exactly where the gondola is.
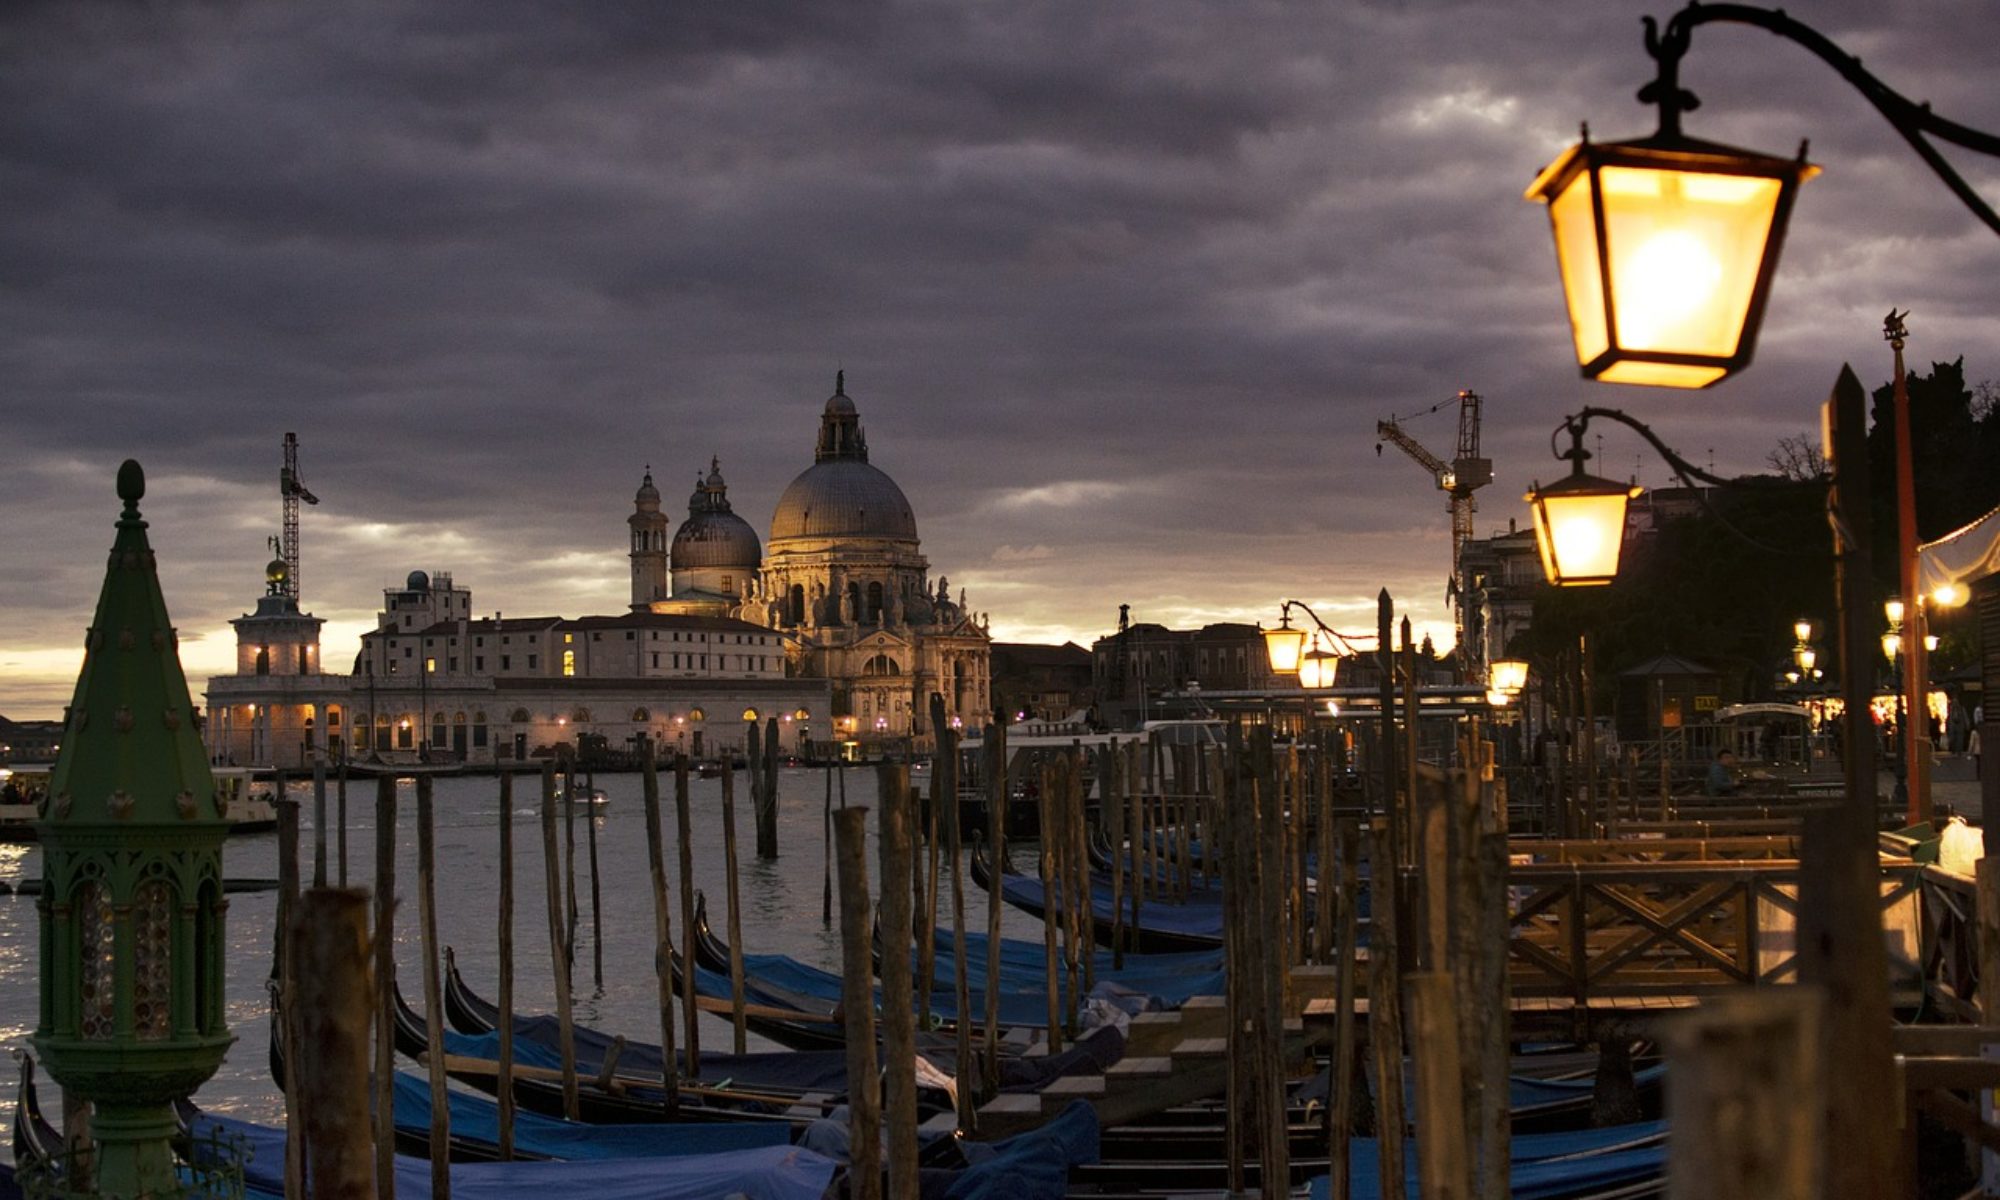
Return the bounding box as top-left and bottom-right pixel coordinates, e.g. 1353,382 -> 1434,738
385,974 -> 839,1130
10,1054 -> 64,1188
971,837 -> 1227,953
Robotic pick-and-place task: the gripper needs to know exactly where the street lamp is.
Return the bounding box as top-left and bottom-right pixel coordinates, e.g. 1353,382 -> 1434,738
1527,5 -> 2000,389
1793,646 -> 1816,673
1490,659 -> 1530,695
1262,600 -> 1373,681
1262,611 -> 1307,674
1525,416 -> 1641,586
1525,406 -> 1814,589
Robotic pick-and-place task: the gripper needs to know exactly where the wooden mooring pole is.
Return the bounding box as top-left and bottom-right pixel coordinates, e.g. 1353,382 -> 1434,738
1367,818 -> 1406,1200
983,716 -> 1007,1088
276,797 -> 305,1200
496,771 -> 516,1159
833,806 -> 882,1200
312,755 -> 329,888
639,740 -> 680,1114
878,765 -> 919,1200
721,759 -> 749,1054
372,777 -> 397,1200
674,753 -> 702,1074
587,768 -> 604,990
1662,989 -> 1825,1199
929,695 -> 975,1128
1037,759 -> 1064,1052
416,775 -> 452,1199
293,887 -> 374,1200
1409,971 -> 1469,1200
539,763 -> 580,1119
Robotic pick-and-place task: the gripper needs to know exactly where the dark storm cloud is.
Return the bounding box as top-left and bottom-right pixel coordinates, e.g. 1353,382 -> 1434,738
2,0 -> 1995,711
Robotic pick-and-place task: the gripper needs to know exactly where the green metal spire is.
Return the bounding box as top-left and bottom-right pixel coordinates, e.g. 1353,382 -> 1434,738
33,459 -> 236,1199
47,459 -> 222,828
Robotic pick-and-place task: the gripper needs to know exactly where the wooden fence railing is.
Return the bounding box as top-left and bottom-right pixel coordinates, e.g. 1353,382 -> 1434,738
1505,859 -> 1928,1002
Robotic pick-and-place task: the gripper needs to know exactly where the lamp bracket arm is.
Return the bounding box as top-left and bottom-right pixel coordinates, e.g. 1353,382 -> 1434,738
1560,406 -> 1830,560
1653,3 -> 2000,236
1277,599 -> 1378,653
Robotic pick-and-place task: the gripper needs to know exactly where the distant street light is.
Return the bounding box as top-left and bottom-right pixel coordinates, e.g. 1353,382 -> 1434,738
1525,417 -> 1641,586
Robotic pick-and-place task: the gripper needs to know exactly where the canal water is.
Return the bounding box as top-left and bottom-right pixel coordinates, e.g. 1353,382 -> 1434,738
0,766 -> 1049,1157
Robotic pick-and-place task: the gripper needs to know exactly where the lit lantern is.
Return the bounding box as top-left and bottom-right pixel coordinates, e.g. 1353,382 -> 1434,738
1931,582 -> 1967,608
1490,659 -> 1530,695
1924,634 -> 1940,653
1794,646 -> 1817,672
1793,619 -> 1814,644
1881,632 -> 1902,663
1883,598 -> 1906,627
1486,690 -> 1513,707
1526,466 -> 1642,587
1526,131 -> 1816,388
1298,645 -> 1339,689
1264,615 -> 1307,673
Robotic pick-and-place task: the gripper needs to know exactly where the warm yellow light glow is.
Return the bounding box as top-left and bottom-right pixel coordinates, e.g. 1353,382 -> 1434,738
1486,690 -> 1513,707
1490,659 -> 1530,694
1925,634 -> 1939,652
1324,700 -> 1342,717
1881,632 -> 1902,662
1598,168 -> 1779,360
1793,619 -> 1814,644
1794,646 -> 1816,672
1264,624 -> 1307,673
742,707 -> 760,722
1527,137 -> 1814,389
1884,598 -> 1906,626
1931,582 -> 1967,608
1530,482 -> 1637,586
1299,649 -> 1338,689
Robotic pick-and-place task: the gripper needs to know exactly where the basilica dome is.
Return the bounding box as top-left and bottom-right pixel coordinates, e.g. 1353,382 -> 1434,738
768,373 -> 919,544
672,459 -> 762,569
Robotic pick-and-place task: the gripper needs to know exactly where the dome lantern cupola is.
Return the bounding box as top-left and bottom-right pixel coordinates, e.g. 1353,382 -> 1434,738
815,370 -> 868,463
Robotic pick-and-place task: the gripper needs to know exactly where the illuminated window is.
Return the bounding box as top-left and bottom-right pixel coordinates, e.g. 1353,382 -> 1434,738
562,650 -> 575,676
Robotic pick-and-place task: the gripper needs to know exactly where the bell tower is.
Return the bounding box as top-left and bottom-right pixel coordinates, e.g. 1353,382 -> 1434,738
629,467 -> 669,609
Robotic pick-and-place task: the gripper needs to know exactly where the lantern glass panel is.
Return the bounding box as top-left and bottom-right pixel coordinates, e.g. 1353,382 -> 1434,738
78,879 -> 116,1040
1548,171 -> 1608,366
134,879 -> 172,1041
1533,487 -> 1632,585
1264,625 -> 1306,673
1598,166 -> 1782,360
1490,659 -> 1530,694
1299,651 -> 1338,689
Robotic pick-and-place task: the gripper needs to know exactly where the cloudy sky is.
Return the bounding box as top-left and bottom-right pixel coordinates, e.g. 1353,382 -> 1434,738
3,1 -> 1995,717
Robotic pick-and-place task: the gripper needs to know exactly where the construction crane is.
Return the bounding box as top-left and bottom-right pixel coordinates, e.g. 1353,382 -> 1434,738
279,431 -> 318,602
1375,390 -> 1491,668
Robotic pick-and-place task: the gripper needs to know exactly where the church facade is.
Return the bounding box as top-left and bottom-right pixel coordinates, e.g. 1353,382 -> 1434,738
203,375 -> 989,768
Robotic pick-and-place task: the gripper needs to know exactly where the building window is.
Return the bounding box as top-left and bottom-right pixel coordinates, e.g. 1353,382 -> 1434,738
625,630 -> 635,640
502,636 -> 511,645
474,656 -> 484,672
255,647 -> 270,676
528,654 -> 538,669
500,655 -> 510,671
476,636 -> 484,647
562,650 -> 575,677
564,633 -> 573,644
473,713 -> 489,748
447,657 -> 457,672
592,632 -> 602,642
651,653 -> 659,668
426,657 -> 436,674
403,646 -> 412,658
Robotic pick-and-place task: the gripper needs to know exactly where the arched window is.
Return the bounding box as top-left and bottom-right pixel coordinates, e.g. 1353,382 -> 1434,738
255,646 -> 271,676
687,707 -> 706,722
76,877 -> 115,1040
431,714 -> 447,748
742,708 -> 760,722
632,707 -> 650,722
863,654 -> 901,677
132,878 -> 173,1041
510,708 -> 531,723
473,711 -> 489,749
397,719 -> 414,750
867,581 -> 884,621
571,707 -> 592,724
789,584 -> 805,624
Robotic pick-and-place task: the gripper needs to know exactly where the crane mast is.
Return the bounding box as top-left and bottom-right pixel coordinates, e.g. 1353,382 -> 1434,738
279,432 -> 319,602
1374,390 -> 1491,671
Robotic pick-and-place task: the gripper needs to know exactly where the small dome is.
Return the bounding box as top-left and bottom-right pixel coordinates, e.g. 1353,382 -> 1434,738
672,457 -> 762,570
265,558 -> 289,585
769,460 -> 918,543
406,570 -> 430,592
635,469 -> 661,507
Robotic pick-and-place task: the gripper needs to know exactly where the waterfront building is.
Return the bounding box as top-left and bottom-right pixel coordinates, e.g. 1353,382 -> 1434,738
203,373 -> 984,767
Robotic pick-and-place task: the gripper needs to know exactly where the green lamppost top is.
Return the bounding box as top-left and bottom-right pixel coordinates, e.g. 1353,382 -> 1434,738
45,459 -> 224,828
33,459 -> 235,1198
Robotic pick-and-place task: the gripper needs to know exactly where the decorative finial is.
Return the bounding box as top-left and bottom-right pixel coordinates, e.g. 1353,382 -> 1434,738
835,368 -> 845,395
117,459 -> 145,514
